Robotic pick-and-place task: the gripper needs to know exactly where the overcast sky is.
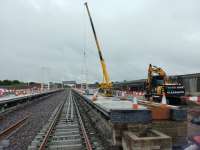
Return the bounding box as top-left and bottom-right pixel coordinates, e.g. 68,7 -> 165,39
0,0 -> 200,83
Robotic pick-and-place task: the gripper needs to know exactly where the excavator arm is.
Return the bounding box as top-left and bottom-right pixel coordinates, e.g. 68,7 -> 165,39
146,64 -> 167,99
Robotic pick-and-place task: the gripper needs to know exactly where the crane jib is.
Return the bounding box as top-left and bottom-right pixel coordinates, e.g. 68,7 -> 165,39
98,50 -> 104,61
85,2 -> 104,62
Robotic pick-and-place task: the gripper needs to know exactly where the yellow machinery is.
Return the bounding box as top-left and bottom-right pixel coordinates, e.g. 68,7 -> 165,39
146,64 -> 167,97
146,64 -> 185,105
85,2 -> 112,97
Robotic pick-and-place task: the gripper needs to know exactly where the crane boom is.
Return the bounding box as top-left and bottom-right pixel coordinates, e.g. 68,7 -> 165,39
84,2 -> 112,92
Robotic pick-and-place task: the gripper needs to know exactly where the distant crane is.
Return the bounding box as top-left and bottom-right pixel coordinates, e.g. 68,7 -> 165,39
84,2 -> 112,97
81,49 -> 88,90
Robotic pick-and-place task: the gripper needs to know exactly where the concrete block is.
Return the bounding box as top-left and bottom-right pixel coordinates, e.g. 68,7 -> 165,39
127,124 -> 151,132
170,108 -> 187,121
110,109 -> 152,124
122,130 -> 172,150
152,120 -> 187,146
0,140 -> 9,148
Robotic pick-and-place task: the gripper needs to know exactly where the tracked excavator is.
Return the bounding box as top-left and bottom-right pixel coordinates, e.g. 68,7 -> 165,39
85,2 -> 112,97
145,64 -> 185,105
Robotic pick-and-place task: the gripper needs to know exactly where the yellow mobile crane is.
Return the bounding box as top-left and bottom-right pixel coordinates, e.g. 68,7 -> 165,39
85,2 -> 112,97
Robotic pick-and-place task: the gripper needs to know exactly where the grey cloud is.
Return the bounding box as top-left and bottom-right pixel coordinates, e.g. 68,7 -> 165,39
0,0 -> 200,82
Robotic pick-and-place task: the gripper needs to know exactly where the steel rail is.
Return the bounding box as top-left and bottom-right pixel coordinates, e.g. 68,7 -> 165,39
71,95 -> 74,121
39,101 -> 65,150
39,90 -> 92,150
0,114 -> 30,141
66,93 -> 71,120
73,94 -> 93,150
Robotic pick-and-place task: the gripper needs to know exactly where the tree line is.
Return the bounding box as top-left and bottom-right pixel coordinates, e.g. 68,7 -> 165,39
0,80 -> 23,86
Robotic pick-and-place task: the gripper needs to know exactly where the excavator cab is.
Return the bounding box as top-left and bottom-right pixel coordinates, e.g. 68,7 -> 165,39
152,76 -> 165,86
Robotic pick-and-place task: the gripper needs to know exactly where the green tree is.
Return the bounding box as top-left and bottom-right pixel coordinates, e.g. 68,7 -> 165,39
13,80 -> 20,84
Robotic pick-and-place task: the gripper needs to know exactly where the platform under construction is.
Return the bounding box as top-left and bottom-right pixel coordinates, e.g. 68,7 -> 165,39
73,89 -> 191,150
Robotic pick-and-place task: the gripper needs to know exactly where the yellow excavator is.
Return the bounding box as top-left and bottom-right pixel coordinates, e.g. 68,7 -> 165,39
85,2 -> 112,97
146,64 -> 185,105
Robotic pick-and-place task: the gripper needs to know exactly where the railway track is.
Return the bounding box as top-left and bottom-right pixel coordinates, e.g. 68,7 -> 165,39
0,115 -> 30,141
1,91 -> 66,150
28,89 -> 99,150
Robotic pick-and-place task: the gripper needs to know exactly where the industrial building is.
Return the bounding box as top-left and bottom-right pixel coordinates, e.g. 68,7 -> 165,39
113,73 -> 200,96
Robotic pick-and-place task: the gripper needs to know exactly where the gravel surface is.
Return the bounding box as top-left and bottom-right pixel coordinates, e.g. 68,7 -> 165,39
0,95 -> 52,132
0,108 -> 29,132
2,91 -> 66,150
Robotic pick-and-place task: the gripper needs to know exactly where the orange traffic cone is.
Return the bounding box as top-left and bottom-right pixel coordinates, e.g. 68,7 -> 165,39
161,92 -> 167,105
132,97 -> 139,109
92,95 -> 97,101
92,91 -> 98,101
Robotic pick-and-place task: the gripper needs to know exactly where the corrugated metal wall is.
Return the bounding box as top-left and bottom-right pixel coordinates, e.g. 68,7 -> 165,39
197,77 -> 200,92
169,74 -> 200,96
115,73 -> 200,96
